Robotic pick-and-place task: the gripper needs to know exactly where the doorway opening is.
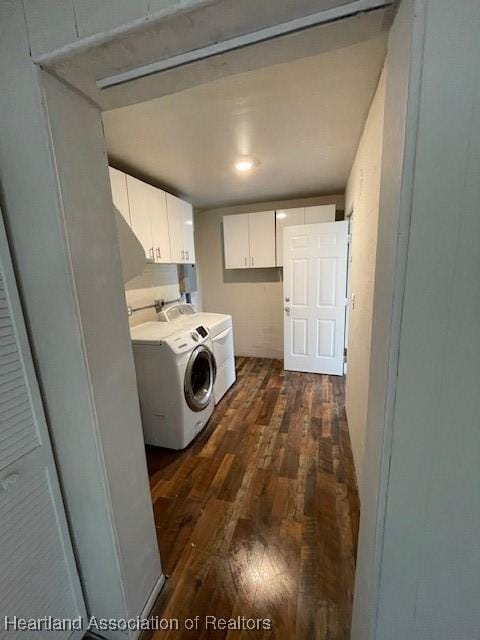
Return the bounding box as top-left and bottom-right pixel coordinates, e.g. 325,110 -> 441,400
1,0 -> 418,636
96,7 -> 390,633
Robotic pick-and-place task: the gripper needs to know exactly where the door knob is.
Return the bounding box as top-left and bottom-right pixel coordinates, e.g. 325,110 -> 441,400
285,297 -> 290,302
285,306 -> 291,313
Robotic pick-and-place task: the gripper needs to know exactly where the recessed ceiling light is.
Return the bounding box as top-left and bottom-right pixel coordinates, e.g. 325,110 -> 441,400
234,157 -> 257,173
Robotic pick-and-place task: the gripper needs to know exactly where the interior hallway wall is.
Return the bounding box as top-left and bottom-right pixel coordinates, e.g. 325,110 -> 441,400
194,194 -> 344,359
345,69 -> 386,492
371,0 -> 480,637
352,1 -> 415,636
353,1 -> 480,638
0,2 -> 162,632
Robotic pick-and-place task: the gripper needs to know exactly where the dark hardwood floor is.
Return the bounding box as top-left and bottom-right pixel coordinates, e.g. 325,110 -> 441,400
145,357 -> 359,639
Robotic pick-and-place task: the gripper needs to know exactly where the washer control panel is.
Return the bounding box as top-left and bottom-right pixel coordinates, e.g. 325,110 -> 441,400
168,326 -> 210,354
196,325 -> 208,338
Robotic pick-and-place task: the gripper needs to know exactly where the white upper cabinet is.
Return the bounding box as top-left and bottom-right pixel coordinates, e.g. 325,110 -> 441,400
126,175 -> 153,261
166,193 -> 185,263
275,207 -> 305,267
304,204 -> 336,224
223,213 -> 250,269
109,167 -> 130,225
148,186 -> 171,263
111,168 -> 194,264
166,193 -> 196,264
223,211 -> 275,269
182,200 -> 195,264
248,211 -> 276,267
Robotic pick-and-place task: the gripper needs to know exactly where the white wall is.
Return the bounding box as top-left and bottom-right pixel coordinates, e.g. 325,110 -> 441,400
195,195 -> 344,359
0,3 -> 162,635
353,1 -> 480,638
345,69 -> 386,491
41,71 -> 162,624
374,0 -> 480,637
125,263 -> 181,326
352,1 -> 416,636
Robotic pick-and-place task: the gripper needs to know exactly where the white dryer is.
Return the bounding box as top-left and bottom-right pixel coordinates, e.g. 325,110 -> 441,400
130,321 -> 215,449
158,303 -> 236,404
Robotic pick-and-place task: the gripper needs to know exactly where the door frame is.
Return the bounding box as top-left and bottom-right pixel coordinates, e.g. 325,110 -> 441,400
344,211 -> 354,374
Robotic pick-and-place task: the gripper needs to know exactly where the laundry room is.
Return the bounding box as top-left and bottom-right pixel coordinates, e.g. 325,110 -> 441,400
96,4 -> 390,634
0,0 -> 393,635
2,1 -> 478,639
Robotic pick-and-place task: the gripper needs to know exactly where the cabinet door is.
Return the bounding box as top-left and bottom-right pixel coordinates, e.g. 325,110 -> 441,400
275,207 -> 305,266
249,210 -> 276,268
223,214 -> 250,269
109,167 -> 130,225
148,186 -> 171,263
182,200 -> 195,264
166,193 -> 184,263
126,175 -> 153,260
305,204 -> 336,224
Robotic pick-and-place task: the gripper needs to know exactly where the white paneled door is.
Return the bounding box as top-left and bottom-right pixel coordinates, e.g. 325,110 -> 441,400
0,213 -> 86,638
283,221 -> 348,375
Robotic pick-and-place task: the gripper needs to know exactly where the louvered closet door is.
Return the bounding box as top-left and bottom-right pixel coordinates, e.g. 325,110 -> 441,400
0,212 -> 86,639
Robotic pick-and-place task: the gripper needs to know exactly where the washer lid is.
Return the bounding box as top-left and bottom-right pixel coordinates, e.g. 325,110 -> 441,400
130,321 -> 179,345
130,322 -> 210,355
180,312 -> 232,337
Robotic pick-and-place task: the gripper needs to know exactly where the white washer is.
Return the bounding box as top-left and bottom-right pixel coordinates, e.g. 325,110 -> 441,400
158,303 -> 236,404
130,321 -> 215,449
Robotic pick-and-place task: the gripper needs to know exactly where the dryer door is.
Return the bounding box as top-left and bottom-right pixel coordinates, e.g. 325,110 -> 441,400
184,345 -> 216,411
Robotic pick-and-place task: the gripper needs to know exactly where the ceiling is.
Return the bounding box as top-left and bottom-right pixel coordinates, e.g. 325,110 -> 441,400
103,11 -> 389,209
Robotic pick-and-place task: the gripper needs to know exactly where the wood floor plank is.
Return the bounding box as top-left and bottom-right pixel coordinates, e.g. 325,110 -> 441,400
145,357 -> 359,639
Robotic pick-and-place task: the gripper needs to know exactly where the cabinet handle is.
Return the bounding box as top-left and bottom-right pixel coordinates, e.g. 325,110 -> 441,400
244,256 -> 247,267
185,250 -> 189,261
156,248 -> 161,260
251,256 -> 255,267
181,250 -> 184,260
149,247 -> 154,260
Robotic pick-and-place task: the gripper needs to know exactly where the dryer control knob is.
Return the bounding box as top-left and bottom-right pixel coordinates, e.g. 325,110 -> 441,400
191,332 -> 199,341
